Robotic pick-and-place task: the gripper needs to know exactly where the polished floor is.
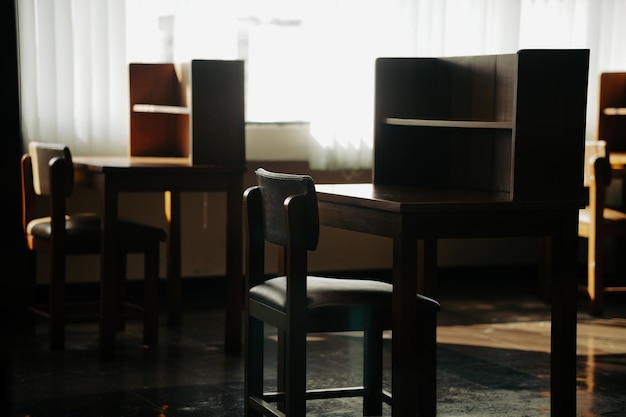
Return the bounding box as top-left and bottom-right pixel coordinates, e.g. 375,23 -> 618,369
5,265 -> 626,416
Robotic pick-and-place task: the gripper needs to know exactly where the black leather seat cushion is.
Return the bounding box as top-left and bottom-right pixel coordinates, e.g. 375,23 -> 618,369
27,213 -> 167,251
251,276 -> 439,311
250,276 -> 439,331
251,276 -> 393,310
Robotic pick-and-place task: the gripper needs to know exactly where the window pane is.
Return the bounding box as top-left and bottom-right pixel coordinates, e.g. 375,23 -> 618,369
126,1 -> 309,123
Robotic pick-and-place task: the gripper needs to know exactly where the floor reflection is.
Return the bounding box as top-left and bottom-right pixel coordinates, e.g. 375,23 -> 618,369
7,266 -> 626,416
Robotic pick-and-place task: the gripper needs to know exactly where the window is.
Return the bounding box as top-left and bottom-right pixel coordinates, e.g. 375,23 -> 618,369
17,0 -> 626,168
127,0 -> 310,123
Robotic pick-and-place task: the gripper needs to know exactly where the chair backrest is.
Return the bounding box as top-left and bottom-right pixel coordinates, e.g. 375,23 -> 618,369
28,141 -> 74,197
21,142 -> 74,238
253,168 -> 319,250
582,140 -> 612,228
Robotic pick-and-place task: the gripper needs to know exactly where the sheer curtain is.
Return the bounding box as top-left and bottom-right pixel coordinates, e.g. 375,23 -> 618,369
17,0 -> 129,156
17,0 -> 626,168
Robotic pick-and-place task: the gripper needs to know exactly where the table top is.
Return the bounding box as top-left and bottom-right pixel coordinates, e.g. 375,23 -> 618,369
315,183 -> 583,213
73,156 -> 246,173
72,156 -> 246,193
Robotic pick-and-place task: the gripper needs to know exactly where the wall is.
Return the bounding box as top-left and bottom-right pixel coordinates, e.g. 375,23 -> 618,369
56,123 -> 540,283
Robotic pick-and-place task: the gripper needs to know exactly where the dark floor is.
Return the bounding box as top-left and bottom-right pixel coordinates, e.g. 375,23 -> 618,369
5,265 -> 626,416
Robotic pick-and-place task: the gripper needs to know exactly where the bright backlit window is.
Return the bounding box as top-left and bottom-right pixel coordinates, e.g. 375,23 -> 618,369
127,1 -> 310,123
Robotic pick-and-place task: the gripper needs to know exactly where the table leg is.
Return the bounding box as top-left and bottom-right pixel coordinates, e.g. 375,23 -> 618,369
417,239 -> 437,416
224,175 -> 243,354
166,191 -> 182,326
550,212 -> 578,416
391,218 -> 419,416
418,239 -> 438,297
99,177 -> 118,360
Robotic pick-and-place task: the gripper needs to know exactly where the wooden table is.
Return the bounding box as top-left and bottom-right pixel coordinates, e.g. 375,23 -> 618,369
316,183 -> 580,416
73,156 -> 245,360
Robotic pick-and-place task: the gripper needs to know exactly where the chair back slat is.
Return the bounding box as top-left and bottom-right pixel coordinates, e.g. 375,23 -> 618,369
584,140 -> 610,187
20,154 -> 38,233
254,168 -> 319,250
28,141 -> 74,197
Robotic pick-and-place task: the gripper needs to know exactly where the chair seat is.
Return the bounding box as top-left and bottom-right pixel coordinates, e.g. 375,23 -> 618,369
27,213 -> 167,251
251,276 -> 440,313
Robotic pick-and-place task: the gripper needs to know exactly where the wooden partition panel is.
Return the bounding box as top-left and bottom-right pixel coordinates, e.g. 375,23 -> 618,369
129,60 -> 245,166
512,49 -> 589,202
373,49 -> 590,203
129,63 -> 190,157
191,60 -> 245,166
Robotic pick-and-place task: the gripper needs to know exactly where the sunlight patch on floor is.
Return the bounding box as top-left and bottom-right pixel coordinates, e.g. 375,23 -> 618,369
437,318 -> 626,355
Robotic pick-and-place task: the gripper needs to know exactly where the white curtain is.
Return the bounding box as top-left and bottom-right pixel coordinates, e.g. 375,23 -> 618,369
17,0 -> 129,156
17,0 -> 626,168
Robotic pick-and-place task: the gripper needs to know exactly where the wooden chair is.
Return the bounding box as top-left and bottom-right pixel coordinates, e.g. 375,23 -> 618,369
579,140 -> 626,316
21,142 -> 167,350
243,168 -> 440,416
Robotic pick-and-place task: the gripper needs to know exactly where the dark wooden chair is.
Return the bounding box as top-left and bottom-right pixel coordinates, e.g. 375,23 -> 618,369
243,168 -> 440,416
21,142 -> 167,350
579,140 -> 626,316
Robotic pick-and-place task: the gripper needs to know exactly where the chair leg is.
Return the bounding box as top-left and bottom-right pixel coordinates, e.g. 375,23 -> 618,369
276,329 -> 286,412
142,242 -> 159,345
536,236 -> 552,301
416,306 -> 438,417
363,318 -> 383,416
245,314 -> 264,417
284,326 -> 306,415
587,231 -> 604,316
49,249 -> 65,350
26,250 -> 38,334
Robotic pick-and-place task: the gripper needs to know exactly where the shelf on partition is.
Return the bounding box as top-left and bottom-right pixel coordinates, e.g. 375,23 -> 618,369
385,118 -> 513,130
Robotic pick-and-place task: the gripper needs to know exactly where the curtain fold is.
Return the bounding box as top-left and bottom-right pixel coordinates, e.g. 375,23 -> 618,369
17,0 -> 626,169
18,0 -> 128,156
